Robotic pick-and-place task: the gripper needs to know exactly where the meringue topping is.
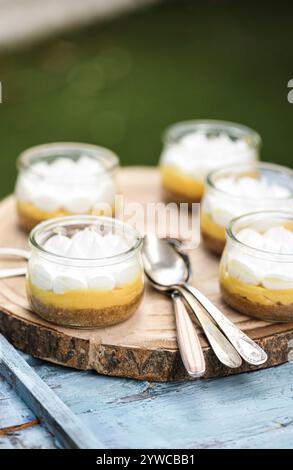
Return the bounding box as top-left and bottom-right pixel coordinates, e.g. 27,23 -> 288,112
16,155 -> 116,213
161,132 -> 256,180
215,176 -> 291,199
227,226 -> 293,290
204,176 -> 292,227
29,228 -> 140,292
43,228 -> 130,259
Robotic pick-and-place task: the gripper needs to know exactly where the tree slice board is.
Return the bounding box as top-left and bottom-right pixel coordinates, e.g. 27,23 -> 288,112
0,167 -> 292,382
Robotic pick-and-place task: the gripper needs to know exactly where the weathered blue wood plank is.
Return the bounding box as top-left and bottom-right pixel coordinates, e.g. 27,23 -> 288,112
0,335 -> 102,449
0,374 -> 56,449
32,361 -> 293,449
1,349 -> 293,449
0,376 -> 35,428
0,424 -> 56,449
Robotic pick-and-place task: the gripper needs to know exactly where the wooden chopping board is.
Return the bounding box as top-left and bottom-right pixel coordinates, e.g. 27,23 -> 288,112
0,167 -> 292,381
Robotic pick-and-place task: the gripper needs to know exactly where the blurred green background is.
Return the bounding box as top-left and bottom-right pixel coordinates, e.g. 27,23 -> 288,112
0,0 -> 292,198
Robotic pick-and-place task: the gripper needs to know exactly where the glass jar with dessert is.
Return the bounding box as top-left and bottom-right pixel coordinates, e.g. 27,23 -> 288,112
220,211 -> 293,322
15,142 -> 119,231
201,162 -> 293,255
159,120 -> 261,203
26,216 -> 144,328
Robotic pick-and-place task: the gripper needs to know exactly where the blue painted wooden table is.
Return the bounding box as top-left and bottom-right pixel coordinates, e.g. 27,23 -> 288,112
1,350 -> 293,449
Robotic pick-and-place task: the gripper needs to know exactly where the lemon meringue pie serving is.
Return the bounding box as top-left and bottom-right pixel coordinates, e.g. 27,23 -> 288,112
160,120 -> 261,203
15,143 -> 119,231
220,211 -> 293,322
201,163 -> 293,254
27,216 -> 144,328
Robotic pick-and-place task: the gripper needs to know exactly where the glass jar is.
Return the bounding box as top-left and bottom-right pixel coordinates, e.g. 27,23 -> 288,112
159,120 -> 261,203
26,216 -> 144,328
201,162 -> 293,255
220,211 -> 293,322
15,142 -> 119,231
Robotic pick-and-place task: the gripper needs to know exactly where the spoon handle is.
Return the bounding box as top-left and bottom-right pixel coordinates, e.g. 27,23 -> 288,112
183,284 -> 267,366
172,293 -> 205,378
176,287 -> 242,369
0,247 -> 29,279
0,248 -> 30,259
0,267 -> 27,279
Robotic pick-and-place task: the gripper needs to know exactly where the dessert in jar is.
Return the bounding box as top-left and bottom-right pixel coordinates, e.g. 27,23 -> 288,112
160,120 -> 261,203
15,143 -> 119,231
26,216 -> 144,328
220,211 -> 293,322
201,162 -> 293,255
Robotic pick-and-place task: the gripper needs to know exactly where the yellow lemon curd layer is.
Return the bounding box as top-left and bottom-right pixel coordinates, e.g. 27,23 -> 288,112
18,201 -> 114,224
27,274 -> 144,310
220,268 -> 293,306
201,211 -> 226,242
161,165 -> 204,200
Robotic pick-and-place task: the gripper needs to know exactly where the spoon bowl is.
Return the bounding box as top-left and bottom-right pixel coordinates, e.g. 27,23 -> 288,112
142,234 -> 189,288
143,233 -> 243,369
143,234 -> 206,377
143,233 -> 267,367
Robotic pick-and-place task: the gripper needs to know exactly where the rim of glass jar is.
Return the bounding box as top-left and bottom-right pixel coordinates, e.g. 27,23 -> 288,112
29,215 -> 143,267
206,161 -> 293,202
17,142 -> 119,182
162,119 -> 262,148
226,210 -> 293,262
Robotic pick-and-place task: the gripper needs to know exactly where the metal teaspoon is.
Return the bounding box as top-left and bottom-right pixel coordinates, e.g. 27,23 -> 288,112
143,234 -> 267,366
142,234 -> 242,369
